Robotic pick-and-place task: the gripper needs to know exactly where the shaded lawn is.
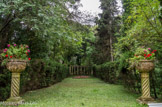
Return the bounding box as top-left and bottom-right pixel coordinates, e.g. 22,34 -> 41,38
12,77 -> 147,107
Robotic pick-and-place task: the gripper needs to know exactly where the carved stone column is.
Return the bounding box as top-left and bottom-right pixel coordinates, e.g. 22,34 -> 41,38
11,73 -> 21,97
5,59 -> 27,105
136,60 -> 154,104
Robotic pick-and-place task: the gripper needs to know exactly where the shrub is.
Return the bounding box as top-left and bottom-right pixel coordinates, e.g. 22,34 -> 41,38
0,68 -> 11,101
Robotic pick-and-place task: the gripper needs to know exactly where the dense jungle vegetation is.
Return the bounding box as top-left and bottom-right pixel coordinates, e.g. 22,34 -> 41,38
0,0 -> 161,101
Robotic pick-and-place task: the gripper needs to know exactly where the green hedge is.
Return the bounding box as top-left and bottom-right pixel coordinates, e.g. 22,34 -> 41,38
93,61 -> 119,84
0,59 -> 69,101
0,68 -> 11,101
93,61 -> 162,99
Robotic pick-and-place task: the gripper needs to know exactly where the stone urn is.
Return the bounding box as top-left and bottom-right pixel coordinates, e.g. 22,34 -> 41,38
136,60 -> 155,104
6,59 -> 27,105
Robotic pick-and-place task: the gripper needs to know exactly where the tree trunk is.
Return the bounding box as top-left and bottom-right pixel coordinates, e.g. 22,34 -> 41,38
110,34 -> 114,62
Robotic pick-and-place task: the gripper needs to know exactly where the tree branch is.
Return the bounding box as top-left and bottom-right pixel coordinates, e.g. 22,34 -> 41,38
139,4 -> 162,37
0,16 -> 15,34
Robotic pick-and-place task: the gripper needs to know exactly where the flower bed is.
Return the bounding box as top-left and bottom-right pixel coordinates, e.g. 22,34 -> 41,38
73,76 -> 90,79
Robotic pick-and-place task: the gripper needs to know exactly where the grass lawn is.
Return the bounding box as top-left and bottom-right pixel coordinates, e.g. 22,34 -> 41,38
8,77 -> 147,107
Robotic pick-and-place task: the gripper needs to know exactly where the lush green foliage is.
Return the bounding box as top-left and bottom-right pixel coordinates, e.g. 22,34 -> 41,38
0,0 -> 91,62
0,68 -> 11,101
113,0 -> 162,99
0,0 -> 95,101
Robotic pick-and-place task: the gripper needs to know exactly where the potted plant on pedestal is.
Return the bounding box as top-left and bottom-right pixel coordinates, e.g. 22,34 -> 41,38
129,47 -> 157,104
1,44 -> 31,105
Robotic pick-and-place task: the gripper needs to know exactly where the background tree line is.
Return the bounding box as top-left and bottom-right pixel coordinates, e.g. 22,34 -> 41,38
93,0 -> 162,99
0,0 -> 95,100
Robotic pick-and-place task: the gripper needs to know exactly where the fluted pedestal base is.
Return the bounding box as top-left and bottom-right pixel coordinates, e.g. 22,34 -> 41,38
5,72 -> 25,105
137,72 -> 155,105
5,97 -> 25,105
2,97 -> 24,106
136,97 -> 155,104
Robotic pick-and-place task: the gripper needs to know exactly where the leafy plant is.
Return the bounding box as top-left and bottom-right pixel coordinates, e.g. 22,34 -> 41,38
1,44 -> 31,66
129,47 -> 157,69
131,47 -> 156,60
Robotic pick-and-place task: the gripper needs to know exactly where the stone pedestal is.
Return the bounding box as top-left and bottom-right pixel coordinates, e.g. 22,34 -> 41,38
5,59 -> 27,105
136,60 -> 155,104
136,72 -> 154,104
6,73 -> 24,104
